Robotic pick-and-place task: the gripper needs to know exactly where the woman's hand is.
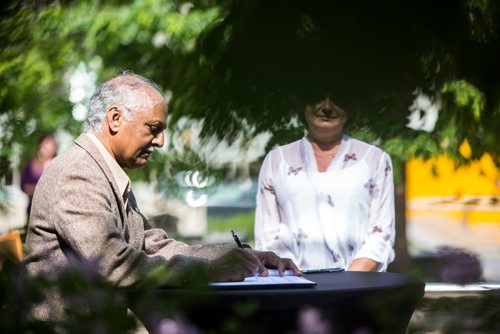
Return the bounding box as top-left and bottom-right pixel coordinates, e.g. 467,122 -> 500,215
348,258 -> 379,271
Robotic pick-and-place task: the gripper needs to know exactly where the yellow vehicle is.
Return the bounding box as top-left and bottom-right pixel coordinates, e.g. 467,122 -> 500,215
406,141 -> 500,281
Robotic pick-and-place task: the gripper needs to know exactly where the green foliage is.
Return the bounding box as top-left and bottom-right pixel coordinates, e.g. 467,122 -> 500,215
0,254 -> 225,333
0,259 -> 138,333
0,0 -> 224,189
0,257 -> 274,333
441,80 -> 499,165
208,211 -> 255,246
0,4 -> 77,166
1,0 -> 499,190
408,294 -> 500,333
443,81 -> 485,121
176,0 -> 500,168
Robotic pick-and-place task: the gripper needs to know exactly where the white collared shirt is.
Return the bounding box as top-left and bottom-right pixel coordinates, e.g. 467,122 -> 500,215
87,133 -> 131,207
254,135 -> 395,271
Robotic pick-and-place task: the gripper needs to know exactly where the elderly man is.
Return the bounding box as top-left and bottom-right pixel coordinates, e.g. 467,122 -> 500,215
24,72 -> 299,324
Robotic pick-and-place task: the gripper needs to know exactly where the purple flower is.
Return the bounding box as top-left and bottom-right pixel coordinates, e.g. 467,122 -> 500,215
364,179 -> 379,197
327,195 -> 334,207
156,317 -> 200,334
262,185 -> 275,195
343,153 -> 357,163
297,306 -> 332,334
384,160 -> 392,176
437,246 -> 483,285
288,166 -> 303,175
294,228 -> 308,246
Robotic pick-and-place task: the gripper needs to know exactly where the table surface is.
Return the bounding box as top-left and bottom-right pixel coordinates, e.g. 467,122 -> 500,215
214,270 -> 424,293
136,271 -> 426,334
154,271 -> 423,299
197,271 -> 424,310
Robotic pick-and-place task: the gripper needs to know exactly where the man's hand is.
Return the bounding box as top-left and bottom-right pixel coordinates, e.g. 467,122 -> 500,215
251,249 -> 300,277
209,248 -> 300,282
209,248 -> 260,282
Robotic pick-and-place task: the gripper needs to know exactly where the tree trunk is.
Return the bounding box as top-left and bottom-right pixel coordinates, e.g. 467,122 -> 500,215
388,163 -> 411,273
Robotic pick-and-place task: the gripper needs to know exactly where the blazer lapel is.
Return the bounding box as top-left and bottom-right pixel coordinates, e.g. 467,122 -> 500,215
74,134 -> 129,234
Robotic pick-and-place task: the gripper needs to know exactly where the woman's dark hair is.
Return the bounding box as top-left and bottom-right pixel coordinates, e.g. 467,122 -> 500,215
37,132 -> 55,146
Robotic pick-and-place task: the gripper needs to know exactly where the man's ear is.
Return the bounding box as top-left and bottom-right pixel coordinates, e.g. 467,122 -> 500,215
107,106 -> 122,134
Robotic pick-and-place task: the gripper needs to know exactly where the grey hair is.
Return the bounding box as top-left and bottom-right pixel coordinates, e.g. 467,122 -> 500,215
84,71 -> 164,133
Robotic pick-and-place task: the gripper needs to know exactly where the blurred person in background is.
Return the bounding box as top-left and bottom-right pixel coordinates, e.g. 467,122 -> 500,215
254,94 -> 395,272
20,132 -> 58,221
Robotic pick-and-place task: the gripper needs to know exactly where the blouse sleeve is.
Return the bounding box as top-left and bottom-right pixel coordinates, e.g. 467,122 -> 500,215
254,151 -> 297,261
352,151 -> 396,271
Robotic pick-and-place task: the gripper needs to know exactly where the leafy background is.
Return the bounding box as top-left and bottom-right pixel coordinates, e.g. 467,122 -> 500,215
1,0 -> 498,186
1,1 -> 499,331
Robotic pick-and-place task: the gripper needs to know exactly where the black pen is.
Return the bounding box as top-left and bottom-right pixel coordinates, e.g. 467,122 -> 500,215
231,230 -> 244,248
231,230 -> 258,278
301,268 -> 344,274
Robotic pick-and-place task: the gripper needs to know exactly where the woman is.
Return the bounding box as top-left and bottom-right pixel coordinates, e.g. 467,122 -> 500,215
20,133 -> 58,219
254,96 -> 395,271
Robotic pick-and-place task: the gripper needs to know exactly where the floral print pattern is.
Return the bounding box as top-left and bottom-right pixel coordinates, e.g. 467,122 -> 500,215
344,153 -> 357,163
288,166 -> 303,176
294,228 -> 308,246
254,136 -> 395,271
364,178 -> 379,197
262,184 -> 275,195
384,160 -> 392,177
327,194 -> 334,207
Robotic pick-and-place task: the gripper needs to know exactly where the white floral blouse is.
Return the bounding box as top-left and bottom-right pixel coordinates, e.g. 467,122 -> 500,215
254,135 -> 395,271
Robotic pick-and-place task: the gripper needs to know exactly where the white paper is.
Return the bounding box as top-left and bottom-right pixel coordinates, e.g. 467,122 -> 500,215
209,269 -> 316,287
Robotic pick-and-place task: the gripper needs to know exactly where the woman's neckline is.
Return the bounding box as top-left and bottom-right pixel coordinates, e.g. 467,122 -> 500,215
307,134 -> 342,152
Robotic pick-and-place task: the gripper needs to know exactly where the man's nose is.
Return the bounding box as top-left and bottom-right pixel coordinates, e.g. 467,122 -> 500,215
152,131 -> 165,147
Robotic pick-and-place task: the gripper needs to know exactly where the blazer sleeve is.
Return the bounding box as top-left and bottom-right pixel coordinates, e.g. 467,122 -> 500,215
51,158 -> 215,288
142,223 -> 235,261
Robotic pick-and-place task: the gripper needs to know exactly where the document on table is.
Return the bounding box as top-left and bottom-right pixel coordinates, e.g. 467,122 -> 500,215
209,270 -> 316,289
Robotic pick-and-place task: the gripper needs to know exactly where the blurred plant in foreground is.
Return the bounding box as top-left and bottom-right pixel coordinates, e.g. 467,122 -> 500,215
0,258 -> 138,333
437,246 -> 483,285
0,254 -> 265,334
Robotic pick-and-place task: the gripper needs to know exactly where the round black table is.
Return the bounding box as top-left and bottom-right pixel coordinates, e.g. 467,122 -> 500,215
131,271 -> 425,334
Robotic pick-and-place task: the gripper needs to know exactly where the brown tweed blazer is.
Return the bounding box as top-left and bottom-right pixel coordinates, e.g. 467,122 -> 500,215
24,133 -> 233,321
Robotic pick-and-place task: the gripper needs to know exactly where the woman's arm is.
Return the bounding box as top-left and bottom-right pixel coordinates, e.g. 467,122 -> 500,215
254,152 -> 297,261
351,152 -> 396,271
348,257 -> 379,271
